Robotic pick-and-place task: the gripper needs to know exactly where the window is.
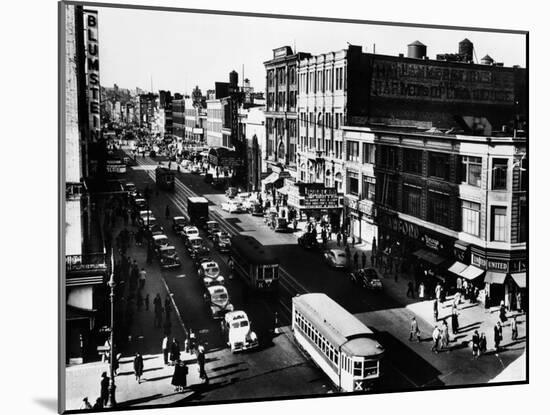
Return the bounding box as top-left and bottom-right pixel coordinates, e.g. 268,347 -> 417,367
362,143 -> 375,164
429,152 -> 450,180
462,200 -> 480,236
403,184 -> 422,217
376,175 -> 397,208
427,191 -> 450,227
335,113 -> 340,129
380,145 -> 398,169
353,361 -> 362,377
492,158 -> 508,190
347,171 -> 359,196
346,141 -> 359,162
491,207 -> 507,241
462,156 -> 482,187
404,148 -> 423,174
362,176 -> 375,201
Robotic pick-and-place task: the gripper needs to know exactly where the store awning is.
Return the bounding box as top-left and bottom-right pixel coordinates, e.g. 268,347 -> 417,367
511,272 -> 526,288
460,265 -> 485,281
262,172 -> 279,186
448,261 -> 468,276
484,271 -> 507,285
413,249 -> 446,266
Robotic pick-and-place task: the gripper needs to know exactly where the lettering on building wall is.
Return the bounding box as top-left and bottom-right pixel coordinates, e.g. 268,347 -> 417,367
84,10 -> 101,143
370,60 -> 514,104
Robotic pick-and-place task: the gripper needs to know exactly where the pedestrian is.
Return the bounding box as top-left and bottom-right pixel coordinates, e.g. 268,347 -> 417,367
494,321 -> 503,351
80,397 -> 92,410
133,352 -> 144,383
361,252 -> 367,269
433,299 -> 439,322
511,315 -> 518,340
293,218 -> 298,231
406,281 -> 415,298
435,283 -> 442,303
431,326 -> 441,353
170,338 -> 180,365
451,308 -> 459,334
336,232 -> 341,247
409,316 -> 420,342
138,268 -> 147,290
188,330 -> 197,354
353,251 -> 359,269
145,293 -> 150,311
499,300 -> 507,324
196,344 -> 209,382
113,353 -> 121,376
419,281 -> 425,299
441,320 -> 450,350
162,335 -> 170,365
472,330 -> 480,358
100,372 -> 109,406
479,332 -> 487,355
165,204 -> 170,219
171,359 -> 188,393
370,253 -> 375,267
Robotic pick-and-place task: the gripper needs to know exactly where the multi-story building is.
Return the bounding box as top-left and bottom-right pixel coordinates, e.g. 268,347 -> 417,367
264,46 -> 311,178
206,99 -> 223,148
171,96 -> 185,140
184,97 -> 205,142
244,106 -> 267,191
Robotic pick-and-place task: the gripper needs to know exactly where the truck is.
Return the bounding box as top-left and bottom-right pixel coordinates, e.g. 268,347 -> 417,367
187,196 -> 209,227
155,166 -> 175,191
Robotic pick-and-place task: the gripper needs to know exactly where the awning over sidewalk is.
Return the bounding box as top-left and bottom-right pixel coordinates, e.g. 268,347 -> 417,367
413,249 -> 446,266
448,261 -> 468,276
511,272 -> 526,288
262,172 -> 279,185
460,265 -> 485,281
484,271 -> 507,285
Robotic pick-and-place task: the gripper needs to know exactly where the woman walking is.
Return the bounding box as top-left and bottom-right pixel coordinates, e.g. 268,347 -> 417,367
133,352 -> 144,384
171,359 -> 188,393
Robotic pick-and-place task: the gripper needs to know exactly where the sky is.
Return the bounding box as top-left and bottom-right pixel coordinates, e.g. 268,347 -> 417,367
96,6 -> 527,96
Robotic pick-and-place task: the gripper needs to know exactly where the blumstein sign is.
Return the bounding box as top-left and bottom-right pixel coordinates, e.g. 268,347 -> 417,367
84,9 -> 101,142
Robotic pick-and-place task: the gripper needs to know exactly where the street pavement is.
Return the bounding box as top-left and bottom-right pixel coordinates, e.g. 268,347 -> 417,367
65,151 -> 527,410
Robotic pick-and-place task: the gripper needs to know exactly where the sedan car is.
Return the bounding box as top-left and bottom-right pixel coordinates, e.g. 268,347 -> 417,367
204,285 -> 234,319
205,220 -> 220,238
187,236 -> 209,258
198,261 -> 225,287
213,231 -> 231,253
323,249 -> 348,268
133,198 -> 147,211
182,226 -> 200,243
138,210 -> 154,225
145,223 -> 165,238
298,232 -> 320,250
159,246 -> 181,269
349,268 -> 383,290
152,234 -> 170,255
221,200 -> 245,213
172,216 -> 188,236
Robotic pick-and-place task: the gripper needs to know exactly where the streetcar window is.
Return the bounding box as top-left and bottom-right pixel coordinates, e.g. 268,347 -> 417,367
273,266 -> 279,280
353,361 -> 362,377
264,267 -> 274,280
240,321 -> 248,328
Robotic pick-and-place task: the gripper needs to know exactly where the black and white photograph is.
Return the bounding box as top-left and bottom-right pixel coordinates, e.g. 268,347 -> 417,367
55,0 -> 533,413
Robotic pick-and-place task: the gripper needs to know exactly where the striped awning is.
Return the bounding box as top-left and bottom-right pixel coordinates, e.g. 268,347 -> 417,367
448,261 -> 468,276
460,265 -> 485,281
484,271 -> 507,285
511,272 -> 526,288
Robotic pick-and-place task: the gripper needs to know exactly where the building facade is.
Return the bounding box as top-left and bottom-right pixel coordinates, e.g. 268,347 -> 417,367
206,99 -> 223,148
171,97 -> 185,140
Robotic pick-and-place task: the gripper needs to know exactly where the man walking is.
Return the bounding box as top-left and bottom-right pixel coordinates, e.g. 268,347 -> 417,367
196,344 -> 209,383
433,299 -> 439,322
133,352 -> 144,384
406,281 -> 415,298
100,372 -> 109,406
138,268 -> 147,290
494,321 -> 503,351
409,317 -> 420,342
153,294 -> 163,328
511,315 -> 518,340
431,326 -> 441,353
361,252 -> 367,269
162,335 -> 169,365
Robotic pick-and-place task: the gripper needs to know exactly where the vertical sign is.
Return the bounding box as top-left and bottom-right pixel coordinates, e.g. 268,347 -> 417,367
84,10 -> 101,142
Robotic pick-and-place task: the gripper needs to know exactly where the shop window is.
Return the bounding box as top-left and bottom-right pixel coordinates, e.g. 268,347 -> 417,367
403,184 -> 422,218
492,158 -> 508,190
347,171 -> 359,196
362,176 -> 375,201
427,191 -> 450,227
462,200 -> 480,236
461,156 -> 482,187
347,141 -> 360,162
429,152 -> 450,180
404,148 -> 423,174
491,206 -> 507,242
362,143 -> 375,164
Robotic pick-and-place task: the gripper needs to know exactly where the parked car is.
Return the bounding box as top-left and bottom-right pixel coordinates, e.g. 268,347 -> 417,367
349,268 -> 383,290
225,187 -> 238,199
124,182 -> 138,198
298,232 -> 320,250
159,246 -> 181,269
182,226 -> 200,243
138,210 -> 154,226
205,220 -> 220,238
194,255 -> 214,269
222,311 -> 259,352
273,217 -> 289,232
152,234 -> 170,255
204,285 -> 234,319
145,223 -> 165,239
198,261 -> 225,287
323,249 -> 348,268
187,236 -> 209,258
221,200 -> 245,213
213,231 -> 231,252
172,216 -> 188,236
249,202 -> 264,216
133,198 -> 147,211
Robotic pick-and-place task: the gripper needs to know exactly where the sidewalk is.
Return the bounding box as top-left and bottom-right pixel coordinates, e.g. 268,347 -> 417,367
65,204 -> 203,411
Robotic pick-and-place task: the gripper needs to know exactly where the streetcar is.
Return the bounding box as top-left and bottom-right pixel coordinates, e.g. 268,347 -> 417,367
230,235 -> 279,291
292,293 -> 384,392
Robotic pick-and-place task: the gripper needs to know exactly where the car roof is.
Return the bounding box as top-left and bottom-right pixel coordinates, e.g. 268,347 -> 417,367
206,220 -> 218,225
184,226 -> 198,231
160,245 -> 176,251
153,234 -> 168,240
225,310 -> 248,321
173,216 -> 186,220
201,261 -> 218,268
207,285 -> 227,294
188,235 -> 202,241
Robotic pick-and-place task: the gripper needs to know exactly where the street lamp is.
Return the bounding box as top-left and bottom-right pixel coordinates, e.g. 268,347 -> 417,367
105,249 -> 117,408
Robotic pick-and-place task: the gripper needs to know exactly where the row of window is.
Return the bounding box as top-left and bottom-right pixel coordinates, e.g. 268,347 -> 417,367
266,119 -> 297,137
267,67 -> 297,87
299,112 -> 345,131
298,66 -> 346,94
294,310 -> 339,366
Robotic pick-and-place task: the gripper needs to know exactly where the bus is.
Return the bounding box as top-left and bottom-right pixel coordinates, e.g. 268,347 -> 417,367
292,293 -> 384,392
230,235 -> 279,291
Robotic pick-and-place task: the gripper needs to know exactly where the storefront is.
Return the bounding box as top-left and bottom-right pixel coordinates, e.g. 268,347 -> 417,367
343,196 -> 377,244
286,181 -> 343,229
